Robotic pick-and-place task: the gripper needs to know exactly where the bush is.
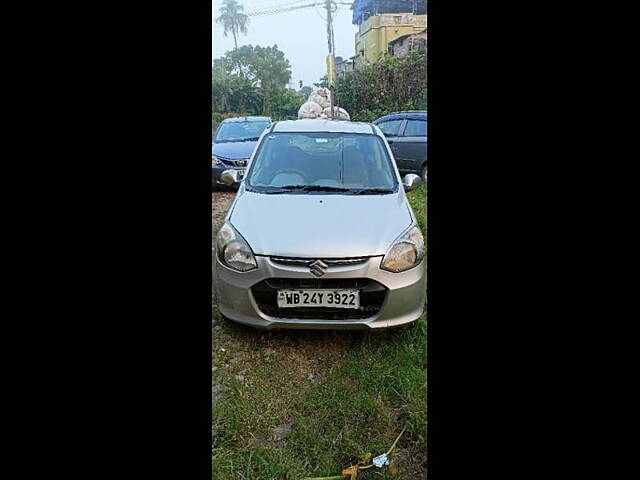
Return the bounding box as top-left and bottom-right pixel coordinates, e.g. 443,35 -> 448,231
334,50 -> 427,122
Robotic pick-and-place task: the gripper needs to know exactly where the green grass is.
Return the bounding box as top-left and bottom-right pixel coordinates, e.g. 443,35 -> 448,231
213,185 -> 427,480
406,183 -> 426,238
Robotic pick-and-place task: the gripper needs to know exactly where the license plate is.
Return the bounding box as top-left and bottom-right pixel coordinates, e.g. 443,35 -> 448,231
277,289 -> 360,309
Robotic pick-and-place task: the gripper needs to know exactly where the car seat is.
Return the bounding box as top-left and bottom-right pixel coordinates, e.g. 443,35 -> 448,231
342,146 -> 369,187
268,144 -> 309,185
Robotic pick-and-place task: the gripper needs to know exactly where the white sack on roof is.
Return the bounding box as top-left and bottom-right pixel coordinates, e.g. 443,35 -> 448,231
323,106 -> 350,120
308,90 -> 330,109
298,87 -> 350,120
312,87 -> 332,105
308,95 -> 330,109
297,101 -> 324,119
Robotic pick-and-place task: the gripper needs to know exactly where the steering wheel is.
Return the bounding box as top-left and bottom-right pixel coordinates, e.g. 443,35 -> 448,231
272,169 -> 309,184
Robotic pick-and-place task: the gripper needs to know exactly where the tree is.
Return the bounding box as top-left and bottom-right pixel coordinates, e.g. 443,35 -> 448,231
221,45 -> 292,116
251,46 -> 292,116
273,88 -> 304,119
212,61 -> 232,113
314,75 -> 329,88
215,0 -> 250,49
213,60 -> 263,115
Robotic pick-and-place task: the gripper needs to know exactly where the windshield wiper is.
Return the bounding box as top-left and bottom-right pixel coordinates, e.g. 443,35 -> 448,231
259,188 -> 289,194
218,137 -> 261,143
350,188 -> 395,195
279,185 -> 351,192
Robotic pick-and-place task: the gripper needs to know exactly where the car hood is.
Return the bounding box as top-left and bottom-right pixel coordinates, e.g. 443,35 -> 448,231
212,140 -> 257,160
229,191 -> 414,257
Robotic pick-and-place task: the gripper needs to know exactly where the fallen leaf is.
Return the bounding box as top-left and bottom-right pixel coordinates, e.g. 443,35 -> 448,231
341,465 -> 359,480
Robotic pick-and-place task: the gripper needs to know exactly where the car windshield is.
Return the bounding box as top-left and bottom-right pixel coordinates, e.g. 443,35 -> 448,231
215,121 -> 270,143
245,132 -> 398,194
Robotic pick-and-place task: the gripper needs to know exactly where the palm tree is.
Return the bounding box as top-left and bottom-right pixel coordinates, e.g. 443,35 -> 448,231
215,0 -> 250,50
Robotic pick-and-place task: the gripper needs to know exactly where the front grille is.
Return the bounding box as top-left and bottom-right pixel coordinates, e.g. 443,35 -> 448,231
251,278 -> 387,320
271,257 -> 368,267
217,156 -> 247,167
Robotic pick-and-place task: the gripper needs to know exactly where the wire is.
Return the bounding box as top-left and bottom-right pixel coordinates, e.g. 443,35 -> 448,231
214,0 -> 311,16
313,4 -> 326,20
244,0 -> 309,10
245,2 -> 319,17
229,0 -> 302,8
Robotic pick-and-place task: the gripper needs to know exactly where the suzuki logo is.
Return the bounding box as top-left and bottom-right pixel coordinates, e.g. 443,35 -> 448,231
309,259 -> 328,277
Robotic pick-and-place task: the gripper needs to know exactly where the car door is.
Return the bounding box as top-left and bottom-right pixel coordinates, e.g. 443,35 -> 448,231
376,119 -> 406,166
390,118 -> 427,174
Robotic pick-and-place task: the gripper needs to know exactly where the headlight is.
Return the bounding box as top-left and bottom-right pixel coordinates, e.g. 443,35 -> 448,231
216,222 -> 257,272
380,225 -> 424,272
212,155 -> 221,166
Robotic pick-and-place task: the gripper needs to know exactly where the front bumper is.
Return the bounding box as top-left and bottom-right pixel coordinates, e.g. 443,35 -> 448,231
398,165 -> 422,177
212,164 -> 242,187
213,255 -> 426,330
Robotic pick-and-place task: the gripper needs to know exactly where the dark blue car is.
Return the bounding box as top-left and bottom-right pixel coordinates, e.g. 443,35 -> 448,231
373,111 -> 427,182
212,116 -> 271,188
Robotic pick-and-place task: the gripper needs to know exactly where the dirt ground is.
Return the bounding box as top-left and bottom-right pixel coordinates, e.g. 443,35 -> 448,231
212,190 -> 236,237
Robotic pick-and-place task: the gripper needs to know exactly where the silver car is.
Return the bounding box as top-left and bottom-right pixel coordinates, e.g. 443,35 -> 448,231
213,119 -> 426,330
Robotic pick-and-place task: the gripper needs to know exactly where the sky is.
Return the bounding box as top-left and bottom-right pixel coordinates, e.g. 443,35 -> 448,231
212,0 -> 358,88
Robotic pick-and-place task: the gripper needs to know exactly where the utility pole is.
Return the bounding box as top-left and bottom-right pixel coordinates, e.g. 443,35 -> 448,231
324,0 -> 337,118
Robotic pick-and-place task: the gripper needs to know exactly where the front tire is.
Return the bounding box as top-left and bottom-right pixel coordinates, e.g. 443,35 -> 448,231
421,165 -> 427,184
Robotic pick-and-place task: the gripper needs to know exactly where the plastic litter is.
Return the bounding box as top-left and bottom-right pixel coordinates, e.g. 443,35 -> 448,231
302,426 -> 406,480
372,453 -> 389,468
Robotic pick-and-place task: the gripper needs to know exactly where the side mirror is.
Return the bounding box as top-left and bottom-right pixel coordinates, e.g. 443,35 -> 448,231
220,169 -> 240,186
403,173 -> 422,192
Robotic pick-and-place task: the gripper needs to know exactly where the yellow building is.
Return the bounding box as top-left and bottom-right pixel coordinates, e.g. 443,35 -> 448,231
351,0 -> 427,66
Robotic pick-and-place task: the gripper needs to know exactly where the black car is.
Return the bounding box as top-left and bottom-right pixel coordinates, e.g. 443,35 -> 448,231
373,111 -> 427,182
212,116 -> 272,188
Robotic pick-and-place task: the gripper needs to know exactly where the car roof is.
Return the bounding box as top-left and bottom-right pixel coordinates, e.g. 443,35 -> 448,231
272,119 -> 375,134
222,116 -> 272,123
374,111 -> 427,123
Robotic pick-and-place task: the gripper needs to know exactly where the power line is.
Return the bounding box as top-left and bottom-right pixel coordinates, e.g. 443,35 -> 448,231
213,0 -> 311,17
213,2 -> 315,21
245,0 -> 309,10
243,0 -> 351,17
237,0 -> 304,6
245,2 -> 320,17
313,4 -> 327,21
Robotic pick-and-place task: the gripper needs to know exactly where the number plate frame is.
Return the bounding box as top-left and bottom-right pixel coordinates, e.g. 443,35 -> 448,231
276,289 -> 360,309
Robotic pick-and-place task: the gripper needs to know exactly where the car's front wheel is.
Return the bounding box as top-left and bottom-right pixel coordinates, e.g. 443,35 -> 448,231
421,165 -> 428,184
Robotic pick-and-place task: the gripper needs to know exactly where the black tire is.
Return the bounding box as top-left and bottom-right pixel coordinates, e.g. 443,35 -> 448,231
421,165 -> 427,184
